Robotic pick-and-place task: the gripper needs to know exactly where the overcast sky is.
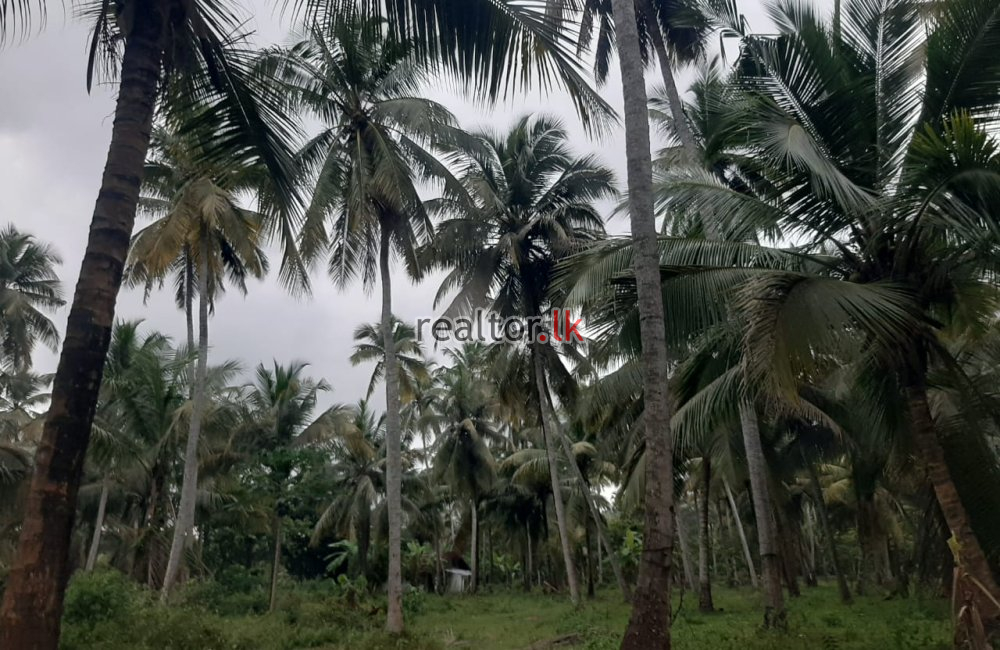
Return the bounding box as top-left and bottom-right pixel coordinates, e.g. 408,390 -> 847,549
0,0 -> 777,411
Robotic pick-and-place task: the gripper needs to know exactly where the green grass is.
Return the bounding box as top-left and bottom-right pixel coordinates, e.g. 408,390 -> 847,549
407,585 -> 950,650
58,572 -> 951,650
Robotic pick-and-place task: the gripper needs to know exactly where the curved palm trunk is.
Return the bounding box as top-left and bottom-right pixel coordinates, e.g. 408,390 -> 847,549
470,498 -> 479,593
739,402 -> 785,628
698,459 -> 715,612
802,451 -> 851,603
724,478 -> 758,587
907,383 -> 1000,617
85,482 -> 110,572
542,381 -> 630,600
380,225 -> 405,633
612,1 -> 676,646
0,9 -> 163,646
531,343 -> 580,604
161,237 -> 211,601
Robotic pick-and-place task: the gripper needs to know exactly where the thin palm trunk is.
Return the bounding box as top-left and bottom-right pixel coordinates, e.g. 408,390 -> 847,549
380,224 -> 404,633
739,401 -> 786,628
526,522 -> 534,590
802,450 -> 851,603
0,7 -> 164,645
638,0 -> 699,159
269,514 -> 282,612
161,237 -> 211,601
612,0 -> 676,645
585,520 -> 595,597
184,245 -> 195,395
85,482 -> 110,572
531,343 -> 580,604
907,383 -> 1000,617
470,498 -> 479,593
542,381 -> 630,600
698,459 -> 715,612
675,507 -> 696,589
724,477 -> 758,587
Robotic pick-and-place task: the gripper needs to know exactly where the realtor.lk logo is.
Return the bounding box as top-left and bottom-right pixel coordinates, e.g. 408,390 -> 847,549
416,309 -> 584,344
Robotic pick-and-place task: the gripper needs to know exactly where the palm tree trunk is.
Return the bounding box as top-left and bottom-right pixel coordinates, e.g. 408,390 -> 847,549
470,498 -> 478,593
542,381 -> 630,600
184,245 -> 195,394
585,520 -> 595,598
0,7 -> 163,645
358,506 -> 371,579
161,236 -> 211,601
531,343 -> 580,604
907,383 -> 1000,617
85,482 -> 110,572
802,451 -> 851,603
638,0 -> 699,159
380,224 -> 405,633
698,459 -> 715,612
612,0 -> 676,645
526,522 -> 534,590
724,478 -> 758,587
675,507 -> 696,589
269,514 -> 282,612
739,401 -> 786,628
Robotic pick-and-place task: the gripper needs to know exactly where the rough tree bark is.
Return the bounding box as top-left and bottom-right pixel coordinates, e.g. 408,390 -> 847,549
739,402 -> 786,628
908,382 -> 1000,617
612,0 -> 677,646
0,6 -> 164,646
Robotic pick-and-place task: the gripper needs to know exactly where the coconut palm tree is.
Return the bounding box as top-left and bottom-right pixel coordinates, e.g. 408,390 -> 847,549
124,119 -> 273,600
0,225 -> 64,371
427,114 -> 614,604
240,361 -> 350,611
2,0 -> 617,636
430,344 -> 500,592
604,0 -> 681,639
0,5 -> 300,637
271,19 -> 461,631
665,0 -> 1000,619
350,317 -> 432,404
312,399 -> 385,579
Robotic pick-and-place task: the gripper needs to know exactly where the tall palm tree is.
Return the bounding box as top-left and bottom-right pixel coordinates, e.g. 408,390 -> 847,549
313,399 -> 385,579
350,317 -> 432,403
274,20 -> 458,632
604,0 -> 679,642
670,0 -> 1000,618
0,225 -> 64,370
0,6 -> 299,639
430,344 -> 500,592
2,0 -> 614,639
428,114 -> 614,605
124,119 -> 272,600
241,361 -> 347,611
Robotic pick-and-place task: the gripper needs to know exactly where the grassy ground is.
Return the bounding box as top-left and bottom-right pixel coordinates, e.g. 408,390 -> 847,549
57,571 -> 951,650
408,584 -> 950,650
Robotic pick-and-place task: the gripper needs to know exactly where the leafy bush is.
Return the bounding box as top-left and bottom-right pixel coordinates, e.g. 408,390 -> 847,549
62,570 -> 141,628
